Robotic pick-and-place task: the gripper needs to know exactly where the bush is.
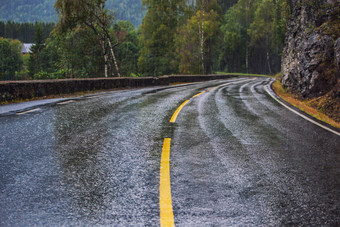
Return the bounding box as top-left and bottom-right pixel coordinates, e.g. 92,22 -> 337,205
0,38 -> 23,80
33,69 -> 69,80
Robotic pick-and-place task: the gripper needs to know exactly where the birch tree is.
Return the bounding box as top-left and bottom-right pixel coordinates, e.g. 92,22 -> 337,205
55,0 -> 120,77
176,8 -> 221,74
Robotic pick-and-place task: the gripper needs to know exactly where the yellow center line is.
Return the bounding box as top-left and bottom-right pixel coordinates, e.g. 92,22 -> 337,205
169,78 -> 257,123
192,91 -> 205,98
160,138 -> 175,227
206,86 -> 218,92
159,77 -> 258,226
170,100 -> 189,123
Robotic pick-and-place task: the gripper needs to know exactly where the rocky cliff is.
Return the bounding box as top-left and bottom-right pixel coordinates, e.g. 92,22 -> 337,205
281,0 -> 340,98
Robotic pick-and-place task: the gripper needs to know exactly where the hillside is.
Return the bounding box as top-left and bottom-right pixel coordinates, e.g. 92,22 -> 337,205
0,0 -> 145,27
281,0 -> 340,122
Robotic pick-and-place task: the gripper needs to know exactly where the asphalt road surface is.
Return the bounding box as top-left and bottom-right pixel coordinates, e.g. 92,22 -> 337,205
1,77 -> 339,226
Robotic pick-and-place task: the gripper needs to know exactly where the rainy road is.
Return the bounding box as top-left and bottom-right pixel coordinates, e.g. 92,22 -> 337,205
0,77 -> 339,226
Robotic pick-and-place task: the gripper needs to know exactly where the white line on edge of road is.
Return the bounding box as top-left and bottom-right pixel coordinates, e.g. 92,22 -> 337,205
57,100 -> 74,105
16,108 -> 41,115
264,84 -> 340,137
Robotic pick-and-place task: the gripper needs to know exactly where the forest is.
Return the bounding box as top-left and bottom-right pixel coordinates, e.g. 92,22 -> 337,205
0,0 -> 291,80
0,21 -> 55,43
0,0 -> 145,27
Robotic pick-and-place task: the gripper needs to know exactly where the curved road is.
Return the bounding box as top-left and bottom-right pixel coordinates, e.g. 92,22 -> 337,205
0,77 -> 339,226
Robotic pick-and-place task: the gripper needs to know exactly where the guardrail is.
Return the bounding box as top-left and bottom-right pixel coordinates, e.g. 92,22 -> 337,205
0,74 -> 235,103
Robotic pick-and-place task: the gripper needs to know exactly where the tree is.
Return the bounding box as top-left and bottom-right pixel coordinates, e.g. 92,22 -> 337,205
220,0 -> 258,73
55,0 -> 120,77
113,21 -> 140,76
0,22 -> 5,37
219,0 -> 238,13
51,26 -> 105,78
219,0 -> 290,74
248,0 -> 289,74
28,25 -> 45,77
197,0 -> 222,74
0,21 -> 55,43
0,38 -> 23,80
138,0 -> 187,76
176,6 -> 222,74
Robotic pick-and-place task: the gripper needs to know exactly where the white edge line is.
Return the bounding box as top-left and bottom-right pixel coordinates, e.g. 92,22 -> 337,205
57,100 -> 74,105
16,108 -> 41,115
264,84 -> 340,137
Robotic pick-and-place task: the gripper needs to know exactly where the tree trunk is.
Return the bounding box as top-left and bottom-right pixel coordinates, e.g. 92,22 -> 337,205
246,43 -> 249,74
100,38 -> 108,78
266,35 -> 272,75
267,51 -> 272,75
84,22 -> 109,77
107,37 -> 121,77
199,0 -> 205,74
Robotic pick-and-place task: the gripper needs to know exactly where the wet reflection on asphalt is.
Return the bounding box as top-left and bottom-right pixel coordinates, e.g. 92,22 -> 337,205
0,77 -> 339,226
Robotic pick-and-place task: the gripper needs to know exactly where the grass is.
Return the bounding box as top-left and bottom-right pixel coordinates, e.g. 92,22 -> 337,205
272,80 -> 340,129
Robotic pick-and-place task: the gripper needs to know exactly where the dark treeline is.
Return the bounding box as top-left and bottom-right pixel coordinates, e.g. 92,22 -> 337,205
0,21 -> 55,43
219,0 -> 290,74
1,0 -> 293,81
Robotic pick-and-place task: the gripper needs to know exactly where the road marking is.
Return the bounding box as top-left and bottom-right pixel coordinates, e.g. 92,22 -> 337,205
192,91 -> 205,98
57,100 -> 74,105
169,78 -> 256,123
161,77 -> 260,225
218,78 -> 257,88
206,86 -> 218,92
16,108 -> 41,115
87,95 -> 102,99
264,85 -> 340,137
160,138 -> 175,227
170,100 -> 189,123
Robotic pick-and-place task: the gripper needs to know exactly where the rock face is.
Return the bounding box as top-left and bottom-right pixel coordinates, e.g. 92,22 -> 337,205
281,1 -> 340,98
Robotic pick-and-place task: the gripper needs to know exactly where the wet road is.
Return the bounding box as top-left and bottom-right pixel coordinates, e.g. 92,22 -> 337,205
0,77 -> 339,226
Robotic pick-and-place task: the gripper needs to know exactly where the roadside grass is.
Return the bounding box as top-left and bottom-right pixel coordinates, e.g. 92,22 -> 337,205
272,80 -> 340,129
216,72 -> 272,77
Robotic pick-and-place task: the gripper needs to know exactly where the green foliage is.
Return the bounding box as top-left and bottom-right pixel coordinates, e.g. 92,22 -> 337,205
220,0 -> 258,73
28,25 -> 45,77
51,27 -> 104,78
175,15 -> 201,74
33,69 -> 69,80
129,72 -> 142,77
139,0 -> 225,75
138,0 -> 187,76
219,0 -> 239,13
0,21 -> 55,43
0,37 -> 23,80
220,0 -> 290,74
0,0 -> 293,80
55,0 -> 121,77
114,21 -> 140,76
176,6 -> 222,74
316,2 -> 340,40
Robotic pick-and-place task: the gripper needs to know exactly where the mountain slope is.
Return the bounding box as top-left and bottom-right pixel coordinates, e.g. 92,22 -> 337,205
0,0 -> 145,27
281,0 -> 339,97
281,0 -> 340,122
